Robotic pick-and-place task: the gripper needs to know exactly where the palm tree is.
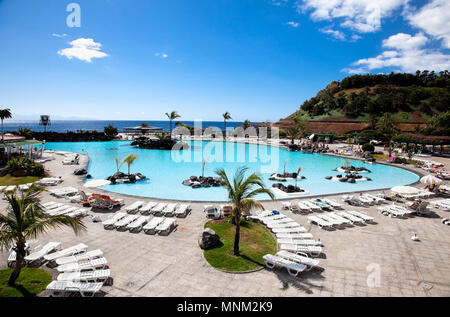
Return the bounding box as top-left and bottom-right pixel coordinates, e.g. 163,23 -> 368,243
285,126 -> 299,145
222,112 -> 232,139
0,186 -> 86,286
242,120 -> 251,130
377,113 -> 398,157
165,111 -> 181,139
140,122 -> 149,135
0,108 -> 12,143
215,167 -> 274,256
122,154 -> 138,175
114,157 -> 122,173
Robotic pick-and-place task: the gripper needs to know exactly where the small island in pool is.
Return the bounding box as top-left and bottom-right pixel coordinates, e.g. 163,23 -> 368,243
107,172 -> 147,184
131,136 -> 190,150
272,183 -> 306,193
183,176 -> 223,188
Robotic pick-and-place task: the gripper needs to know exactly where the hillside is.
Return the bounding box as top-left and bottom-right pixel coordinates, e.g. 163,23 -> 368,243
275,71 -> 450,135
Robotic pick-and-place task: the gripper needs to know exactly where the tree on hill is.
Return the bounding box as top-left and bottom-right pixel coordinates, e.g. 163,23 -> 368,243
377,113 -> 398,157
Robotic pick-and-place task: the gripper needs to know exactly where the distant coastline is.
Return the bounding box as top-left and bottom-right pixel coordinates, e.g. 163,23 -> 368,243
3,120 -> 259,133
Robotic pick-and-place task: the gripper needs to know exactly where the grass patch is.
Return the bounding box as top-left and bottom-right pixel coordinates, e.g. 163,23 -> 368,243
203,219 -> 277,272
0,175 -> 41,186
0,268 -> 52,297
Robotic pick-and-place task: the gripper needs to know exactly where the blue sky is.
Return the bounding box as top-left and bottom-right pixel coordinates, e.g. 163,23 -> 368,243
0,0 -> 449,121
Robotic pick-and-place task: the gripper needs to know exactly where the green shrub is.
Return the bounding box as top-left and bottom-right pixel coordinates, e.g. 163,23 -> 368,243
7,157 -> 45,177
362,143 -> 375,152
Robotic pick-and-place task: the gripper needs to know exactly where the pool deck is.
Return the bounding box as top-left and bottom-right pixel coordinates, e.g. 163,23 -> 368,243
1,148 -> 450,297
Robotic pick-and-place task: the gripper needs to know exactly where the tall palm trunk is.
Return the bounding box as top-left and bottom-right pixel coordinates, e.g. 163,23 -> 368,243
1,119 -> 4,143
169,120 -> 173,139
233,213 -> 241,256
223,120 -> 226,139
8,242 -> 26,286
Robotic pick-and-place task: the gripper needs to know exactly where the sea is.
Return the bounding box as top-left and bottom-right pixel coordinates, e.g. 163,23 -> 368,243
3,120 -> 257,133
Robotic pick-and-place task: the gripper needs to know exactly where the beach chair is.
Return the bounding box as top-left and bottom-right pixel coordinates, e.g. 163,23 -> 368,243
297,202 -> 312,213
44,243 -> 88,262
156,218 -> 177,236
41,201 -> 59,209
307,215 -> 333,229
337,211 -> 365,224
322,198 -> 341,209
50,187 -> 79,198
143,217 -> 165,235
275,233 -> 314,239
125,201 -> 145,214
66,208 -> 88,218
220,205 -> 233,217
7,242 -> 32,268
114,214 -> 140,230
347,210 -> 374,222
312,199 -> 332,210
102,212 -> 127,229
127,216 -> 150,233
261,216 -> 290,225
48,206 -> 79,216
363,194 -> 386,204
57,257 -> 108,273
247,210 -> 274,221
272,226 -> 307,234
277,238 -> 322,246
152,203 -> 168,216
56,249 -> 104,266
276,250 -> 320,270
37,177 -> 63,186
266,221 -> 301,229
302,201 -> 321,211
57,269 -> 111,283
24,242 -> 61,265
46,281 -> 104,297
163,203 -> 178,217
175,204 -> 191,218
317,214 -> 347,226
279,244 -> 323,257
263,254 -> 307,277
326,213 -> 352,225
377,205 -> 404,217
139,202 -> 157,215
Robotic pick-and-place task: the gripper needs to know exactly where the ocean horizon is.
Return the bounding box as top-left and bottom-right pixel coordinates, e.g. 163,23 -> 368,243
3,120 -> 259,133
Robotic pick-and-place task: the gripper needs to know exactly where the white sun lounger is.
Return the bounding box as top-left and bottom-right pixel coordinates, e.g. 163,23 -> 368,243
326,213 -> 352,225
347,210 -> 374,222
143,217 -> 165,235
46,281 -> 104,297
248,210 -> 274,221
279,244 -> 323,257
302,201 -> 321,211
322,198 -> 341,208
260,215 -> 287,224
102,212 -> 127,229
363,194 -> 386,204
175,204 -> 191,218
377,205 -> 405,217
57,269 -> 111,283
66,208 -> 88,218
266,221 -> 301,229
275,232 -> 314,239
276,250 -> 320,269
57,257 -> 108,273
139,202 -> 158,215
337,211 -> 365,224
56,249 -> 104,266
277,239 -> 322,246
317,214 -> 346,226
163,203 -> 178,217
263,218 -> 294,226
152,203 -> 168,216
127,216 -> 150,232
307,215 -> 333,229
44,243 -> 88,261
42,201 -> 58,209
272,226 -> 307,234
114,214 -> 140,230
263,254 -> 307,277
125,201 -> 145,214
156,218 -> 177,236
297,202 -> 312,212
50,187 -> 79,198
24,242 -> 61,264
48,206 -> 79,216
431,200 -> 450,211
358,195 -> 374,205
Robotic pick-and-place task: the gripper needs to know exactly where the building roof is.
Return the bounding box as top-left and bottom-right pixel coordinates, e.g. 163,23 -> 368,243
1,134 -> 26,143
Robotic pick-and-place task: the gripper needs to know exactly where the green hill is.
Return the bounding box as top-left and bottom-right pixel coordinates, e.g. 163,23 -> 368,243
292,71 -> 450,123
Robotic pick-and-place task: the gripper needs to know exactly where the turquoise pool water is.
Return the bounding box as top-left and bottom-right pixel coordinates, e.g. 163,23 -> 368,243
44,141 -> 419,201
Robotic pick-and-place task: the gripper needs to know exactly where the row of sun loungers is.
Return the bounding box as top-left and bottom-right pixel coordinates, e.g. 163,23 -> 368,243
282,198 -> 343,213
125,201 -> 191,218
35,177 -> 64,186
46,244 -> 110,297
307,211 -> 374,229
41,201 -> 88,218
430,199 -> 450,211
102,212 -> 178,235
377,204 -> 417,217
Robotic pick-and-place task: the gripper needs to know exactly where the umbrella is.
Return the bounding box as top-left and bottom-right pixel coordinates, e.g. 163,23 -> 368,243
391,186 -> 420,195
84,179 -> 111,188
420,175 -> 443,186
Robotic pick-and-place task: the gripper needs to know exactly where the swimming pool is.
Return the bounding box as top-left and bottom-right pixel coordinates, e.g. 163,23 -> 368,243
44,140 -> 419,201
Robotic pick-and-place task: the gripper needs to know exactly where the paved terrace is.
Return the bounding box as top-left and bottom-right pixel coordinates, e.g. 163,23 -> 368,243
1,150 -> 450,297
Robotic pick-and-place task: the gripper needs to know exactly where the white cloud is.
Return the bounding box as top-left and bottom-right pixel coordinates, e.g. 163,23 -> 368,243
320,28 -> 346,41
286,21 -> 300,28
58,38 -> 108,63
155,52 -> 169,59
297,0 -> 408,33
52,33 -> 67,38
407,0 -> 450,49
343,32 -> 450,73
